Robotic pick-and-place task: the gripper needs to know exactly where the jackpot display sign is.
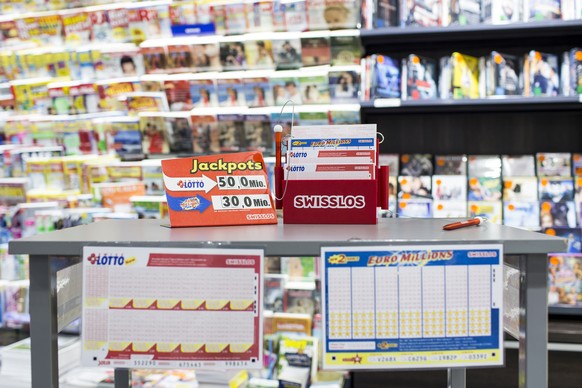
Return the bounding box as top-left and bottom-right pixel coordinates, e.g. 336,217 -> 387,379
161,151 -> 277,227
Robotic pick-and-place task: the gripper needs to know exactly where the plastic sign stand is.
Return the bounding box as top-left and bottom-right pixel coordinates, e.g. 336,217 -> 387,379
162,152 -> 277,227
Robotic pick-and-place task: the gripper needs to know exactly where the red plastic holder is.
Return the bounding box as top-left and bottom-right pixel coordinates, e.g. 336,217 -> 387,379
276,163 -> 389,224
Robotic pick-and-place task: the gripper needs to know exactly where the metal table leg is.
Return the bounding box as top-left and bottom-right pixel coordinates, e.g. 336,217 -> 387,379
519,254 -> 548,388
114,368 -> 131,388
447,368 -> 466,388
29,255 -> 59,388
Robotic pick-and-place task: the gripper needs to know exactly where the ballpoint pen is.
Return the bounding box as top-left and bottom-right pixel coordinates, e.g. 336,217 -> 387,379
443,217 -> 486,231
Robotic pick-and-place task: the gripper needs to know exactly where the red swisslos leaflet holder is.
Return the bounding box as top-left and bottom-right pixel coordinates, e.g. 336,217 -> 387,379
273,126 -> 390,225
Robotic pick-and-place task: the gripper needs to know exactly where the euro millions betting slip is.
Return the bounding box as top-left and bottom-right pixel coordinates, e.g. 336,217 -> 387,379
81,246 -> 264,369
321,244 -> 504,370
161,151 -> 277,227
286,124 -> 377,180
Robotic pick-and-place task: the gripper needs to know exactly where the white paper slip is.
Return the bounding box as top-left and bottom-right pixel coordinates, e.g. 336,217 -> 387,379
285,163 -> 375,180
291,124 -> 377,139
287,149 -> 375,164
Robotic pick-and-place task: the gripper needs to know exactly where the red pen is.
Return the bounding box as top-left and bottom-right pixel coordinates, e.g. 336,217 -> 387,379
443,217 -> 486,231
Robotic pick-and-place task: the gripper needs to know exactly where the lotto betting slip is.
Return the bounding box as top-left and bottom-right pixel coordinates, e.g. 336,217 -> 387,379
82,247 -> 263,369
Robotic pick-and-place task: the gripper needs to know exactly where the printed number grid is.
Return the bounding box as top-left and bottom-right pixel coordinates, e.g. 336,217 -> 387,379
351,268 -> 375,339
327,268 -> 352,339
398,267 -> 422,338
85,266 -> 109,298
445,266 -> 469,337
469,266 -> 492,336
375,267 -> 399,339
422,267 -> 445,338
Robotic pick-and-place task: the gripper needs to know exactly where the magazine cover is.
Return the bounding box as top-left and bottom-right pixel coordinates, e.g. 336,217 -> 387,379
330,110 -> 361,124
376,0 -> 399,26
451,52 -> 480,99
224,2 -> 247,35
468,155 -> 502,177
217,114 -> 245,152
548,253 -> 582,306
562,48 -> 582,96
163,114 -> 194,154
96,46 -> 145,80
244,114 -> 273,153
401,0 -> 443,26
539,177 -> 575,202
21,15 -> 63,46
107,8 -> 130,43
432,175 -> 467,201
169,1 -> 196,27
402,54 -> 438,100
434,155 -> 467,175
448,0 -> 482,25
468,177 -> 502,201
127,7 -> 162,44
524,51 -> 560,97
503,176 -> 539,201
536,152 -> 572,177
574,154 -> 582,176
503,201 -> 541,229
167,45 -> 194,73
468,201 -> 503,224
244,40 -> 276,69
502,155 -> 536,176
433,201 -> 468,217
70,83 -> 99,114
544,227 -> 582,253
121,92 -> 169,115
485,52 -> 521,96
398,176 -> 432,199
163,79 -> 194,111
278,0 -> 308,31
330,36 -> 363,66
211,3 -> 227,35
96,79 -> 140,111
90,10 -> 111,43
190,79 -> 218,108
379,154 -> 400,176
299,74 -> 331,104
246,0 -> 275,32
217,78 -> 246,107
138,114 -> 170,155
575,177 -> 582,218
397,199 -> 433,217
307,0 -> 360,30
486,0 -> 522,23
400,154 -> 433,176
191,114 -> 220,154
540,201 -> 577,228
527,0 -> 561,20
301,37 -> 332,66
265,274 -> 286,312
284,283 -> 316,315
191,43 -> 221,71
244,77 -> 274,107
273,39 -> 303,70
62,11 -> 92,46
219,41 -> 247,70
329,70 -> 360,103
272,76 -> 303,105
141,46 -> 168,74
104,118 -> 142,159
372,55 -> 401,99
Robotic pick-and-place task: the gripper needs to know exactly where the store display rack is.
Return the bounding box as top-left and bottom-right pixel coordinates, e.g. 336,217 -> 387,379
360,19 -> 582,52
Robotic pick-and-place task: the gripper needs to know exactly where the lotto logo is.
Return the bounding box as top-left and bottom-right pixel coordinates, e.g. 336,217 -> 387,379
87,253 -> 125,266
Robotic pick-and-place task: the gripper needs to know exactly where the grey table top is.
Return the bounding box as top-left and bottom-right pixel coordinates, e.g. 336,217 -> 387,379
9,218 -> 566,257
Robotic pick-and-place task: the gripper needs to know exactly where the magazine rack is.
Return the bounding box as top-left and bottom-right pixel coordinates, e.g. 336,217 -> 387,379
275,165 -> 389,224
